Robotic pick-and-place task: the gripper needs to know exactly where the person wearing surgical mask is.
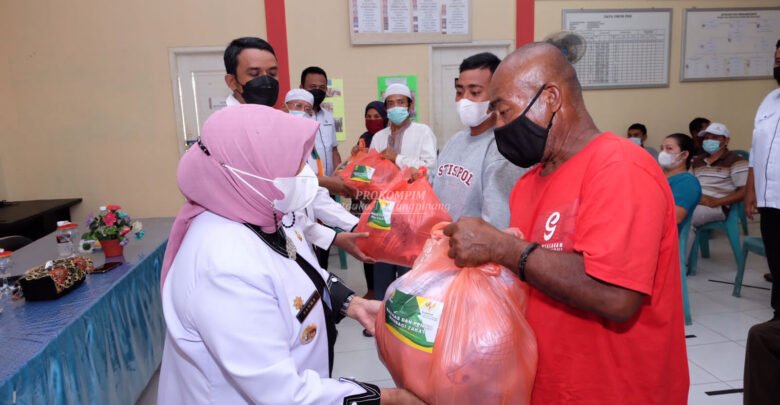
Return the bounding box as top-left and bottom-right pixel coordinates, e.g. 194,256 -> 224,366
367,83 -> 438,302
432,52 -> 526,229
282,89 -> 371,271
158,105 -> 422,405
300,66 -> 342,176
370,83 -> 437,173
659,133 -> 701,232
223,37 -> 280,107
626,123 -> 659,160
690,122 -> 748,228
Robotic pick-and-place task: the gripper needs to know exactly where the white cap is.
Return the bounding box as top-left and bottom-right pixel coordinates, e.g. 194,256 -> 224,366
284,89 -> 314,106
383,83 -> 412,102
699,122 -> 729,138
57,221 -> 68,227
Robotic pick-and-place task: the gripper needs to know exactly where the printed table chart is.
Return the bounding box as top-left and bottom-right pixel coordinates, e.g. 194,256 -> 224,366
564,9 -> 672,89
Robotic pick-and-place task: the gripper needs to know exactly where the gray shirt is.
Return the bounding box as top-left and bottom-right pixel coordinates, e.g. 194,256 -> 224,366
432,128 -> 527,229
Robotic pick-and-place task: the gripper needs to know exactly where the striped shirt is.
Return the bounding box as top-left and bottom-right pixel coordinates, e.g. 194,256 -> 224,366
691,150 -> 748,199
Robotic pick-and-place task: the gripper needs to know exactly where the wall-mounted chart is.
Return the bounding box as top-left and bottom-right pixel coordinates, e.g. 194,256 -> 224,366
562,9 -> 672,90
682,8 -> 780,81
349,0 -> 471,45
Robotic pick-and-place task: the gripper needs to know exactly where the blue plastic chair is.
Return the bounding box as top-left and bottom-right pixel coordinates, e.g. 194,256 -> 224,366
687,201 -> 744,276
733,150 -> 750,235
734,236 -> 766,297
678,219 -> 693,325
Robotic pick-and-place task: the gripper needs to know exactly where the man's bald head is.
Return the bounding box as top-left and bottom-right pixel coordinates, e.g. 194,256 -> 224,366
489,42 -> 599,167
490,43 -> 581,123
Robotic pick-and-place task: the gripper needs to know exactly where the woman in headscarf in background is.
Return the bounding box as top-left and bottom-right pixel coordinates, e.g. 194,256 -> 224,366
157,105 -> 420,405
356,100 -> 388,154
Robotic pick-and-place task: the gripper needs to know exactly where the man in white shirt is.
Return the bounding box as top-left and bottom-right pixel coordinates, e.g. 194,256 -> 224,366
743,39 -> 780,405
300,66 -> 342,176
370,83 -> 438,174
745,40 -> 780,315
282,89 -> 367,269
368,83 -> 438,302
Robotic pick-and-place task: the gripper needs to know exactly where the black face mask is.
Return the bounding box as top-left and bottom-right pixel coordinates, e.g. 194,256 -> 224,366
309,89 -> 327,109
774,66 -> 780,86
494,85 -> 556,168
239,75 -> 279,106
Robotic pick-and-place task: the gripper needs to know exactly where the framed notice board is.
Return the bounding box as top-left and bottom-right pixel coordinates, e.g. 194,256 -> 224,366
681,7 -> 780,81
562,9 -> 673,90
349,0 -> 471,45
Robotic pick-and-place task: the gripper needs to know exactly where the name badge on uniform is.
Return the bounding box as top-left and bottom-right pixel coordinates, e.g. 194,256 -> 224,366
296,290 -> 320,323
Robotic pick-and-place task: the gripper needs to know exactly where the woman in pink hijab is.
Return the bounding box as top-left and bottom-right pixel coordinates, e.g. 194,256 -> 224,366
157,105 -> 421,405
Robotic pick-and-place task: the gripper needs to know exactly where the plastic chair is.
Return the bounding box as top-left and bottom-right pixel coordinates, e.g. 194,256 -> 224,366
733,150 -> 750,236
678,219 -> 693,325
734,236 -> 766,297
688,201 -> 743,276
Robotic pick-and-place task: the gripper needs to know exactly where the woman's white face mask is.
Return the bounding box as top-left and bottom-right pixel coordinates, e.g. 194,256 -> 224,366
223,163 -> 319,214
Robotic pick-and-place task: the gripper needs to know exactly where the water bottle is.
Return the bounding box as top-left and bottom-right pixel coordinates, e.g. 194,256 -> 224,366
56,221 -> 79,258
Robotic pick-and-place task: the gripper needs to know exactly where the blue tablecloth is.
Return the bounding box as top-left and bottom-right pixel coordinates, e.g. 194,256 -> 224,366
0,217 -> 173,405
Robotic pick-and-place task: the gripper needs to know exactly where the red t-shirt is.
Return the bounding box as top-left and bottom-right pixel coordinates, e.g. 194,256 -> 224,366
510,133 -> 689,404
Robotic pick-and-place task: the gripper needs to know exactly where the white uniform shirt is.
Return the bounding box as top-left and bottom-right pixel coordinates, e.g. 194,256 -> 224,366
750,87 -> 780,209
158,211 -> 366,404
226,93 -> 240,106
370,121 -> 438,172
294,187 -> 358,250
304,150 -> 359,250
314,109 -> 339,176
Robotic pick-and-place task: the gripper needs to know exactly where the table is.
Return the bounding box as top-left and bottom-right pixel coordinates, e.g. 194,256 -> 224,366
0,217 -> 173,405
0,199 -> 83,241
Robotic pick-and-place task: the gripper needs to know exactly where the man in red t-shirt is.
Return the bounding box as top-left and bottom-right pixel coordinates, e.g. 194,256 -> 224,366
443,43 -> 689,404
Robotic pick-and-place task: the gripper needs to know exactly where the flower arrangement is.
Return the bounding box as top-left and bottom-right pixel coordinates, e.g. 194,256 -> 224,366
83,205 -> 144,247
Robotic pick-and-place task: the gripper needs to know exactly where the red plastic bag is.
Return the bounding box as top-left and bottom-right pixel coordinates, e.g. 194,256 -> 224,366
355,168 -> 451,267
335,149 -> 401,195
375,223 -> 538,404
333,149 -> 367,177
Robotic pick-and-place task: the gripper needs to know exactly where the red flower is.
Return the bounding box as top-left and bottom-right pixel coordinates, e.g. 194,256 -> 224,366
106,204 -> 122,211
119,227 -> 131,237
103,212 -> 117,226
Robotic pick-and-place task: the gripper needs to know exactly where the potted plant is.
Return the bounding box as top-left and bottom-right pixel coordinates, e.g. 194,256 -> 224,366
84,205 -> 144,257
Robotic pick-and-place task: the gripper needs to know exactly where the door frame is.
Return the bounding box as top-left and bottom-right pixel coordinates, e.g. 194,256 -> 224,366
427,41 -> 514,146
168,46 -> 225,156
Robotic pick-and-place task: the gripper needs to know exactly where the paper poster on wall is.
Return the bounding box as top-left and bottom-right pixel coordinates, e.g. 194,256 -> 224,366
681,8 -> 780,81
322,78 -> 347,142
377,75 -> 418,122
349,0 -> 471,45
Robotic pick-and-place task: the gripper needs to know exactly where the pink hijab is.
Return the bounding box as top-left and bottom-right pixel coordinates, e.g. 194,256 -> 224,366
161,104 -> 317,285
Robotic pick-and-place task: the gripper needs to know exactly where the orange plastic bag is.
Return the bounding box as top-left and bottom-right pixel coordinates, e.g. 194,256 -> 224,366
333,149 -> 367,177
335,149 -> 401,195
375,223 -> 538,405
355,168 -> 451,267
